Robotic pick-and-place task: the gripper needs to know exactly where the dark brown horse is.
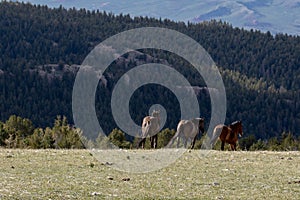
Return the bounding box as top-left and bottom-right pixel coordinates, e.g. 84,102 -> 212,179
212,121 -> 243,151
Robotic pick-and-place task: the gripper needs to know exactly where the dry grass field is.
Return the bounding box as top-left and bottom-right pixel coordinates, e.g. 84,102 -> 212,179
0,149 -> 299,199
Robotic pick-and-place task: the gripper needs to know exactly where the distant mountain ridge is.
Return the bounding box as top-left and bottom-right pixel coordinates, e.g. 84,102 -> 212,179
20,0 -> 300,35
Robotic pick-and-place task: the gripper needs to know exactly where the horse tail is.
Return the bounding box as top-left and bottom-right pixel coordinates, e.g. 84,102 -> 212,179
167,129 -> 181,148
210,126 -> 221,146
142,121 -> 151,138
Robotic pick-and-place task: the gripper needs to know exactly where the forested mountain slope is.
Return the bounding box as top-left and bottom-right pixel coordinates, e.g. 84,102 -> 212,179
0,2 -> 299,140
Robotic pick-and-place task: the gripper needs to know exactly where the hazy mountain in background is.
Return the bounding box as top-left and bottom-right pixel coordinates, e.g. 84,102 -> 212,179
20,0 -> 300,35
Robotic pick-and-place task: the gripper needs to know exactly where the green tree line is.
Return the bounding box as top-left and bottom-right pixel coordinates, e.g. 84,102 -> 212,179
1,115 -> 299,151
0,115 -> 84,149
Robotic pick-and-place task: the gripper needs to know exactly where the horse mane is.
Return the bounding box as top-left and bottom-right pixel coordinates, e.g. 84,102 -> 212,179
230,121 -> 241,126
196,117 -> 204,122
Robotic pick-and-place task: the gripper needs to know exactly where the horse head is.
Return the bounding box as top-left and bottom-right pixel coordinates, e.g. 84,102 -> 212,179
230,121 -> 243,137
151,110 -> 160,118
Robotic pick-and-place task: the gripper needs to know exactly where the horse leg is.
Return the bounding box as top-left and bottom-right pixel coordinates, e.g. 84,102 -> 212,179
153,135 -> 157,149
221,141 -> 225,151
184,138 -> 187,148
138,138 -> 142,148
141,139 -> 145,149
176,137 -> 180,148
150,135 -> 157,149
233,143 -> 237,151
139,138 -> 146,149
150,136 -> 153,148
191,137 -> 196,149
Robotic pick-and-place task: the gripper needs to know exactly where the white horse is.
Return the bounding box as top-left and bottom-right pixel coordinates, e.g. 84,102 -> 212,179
168,118 -> 204,149
138,110 -> 160,149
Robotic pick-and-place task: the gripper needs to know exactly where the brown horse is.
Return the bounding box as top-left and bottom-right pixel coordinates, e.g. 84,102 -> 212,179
212,121 -> 243,151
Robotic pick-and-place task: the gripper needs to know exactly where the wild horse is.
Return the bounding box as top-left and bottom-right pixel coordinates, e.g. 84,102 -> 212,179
212,121 -> 243,150
168,118 -> 205,149
138,110 -> 160,149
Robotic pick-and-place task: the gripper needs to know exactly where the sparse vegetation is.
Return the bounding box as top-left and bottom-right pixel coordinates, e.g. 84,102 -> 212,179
0,149 -> 299,199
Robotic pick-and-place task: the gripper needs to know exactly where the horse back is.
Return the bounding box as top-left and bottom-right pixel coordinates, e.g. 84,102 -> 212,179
214,125 -> 231,141
142,115 -> 160,136
177,120 -> 195,138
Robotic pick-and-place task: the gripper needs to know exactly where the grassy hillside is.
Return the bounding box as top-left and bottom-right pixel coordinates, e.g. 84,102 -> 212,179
0,149 -> 299,199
